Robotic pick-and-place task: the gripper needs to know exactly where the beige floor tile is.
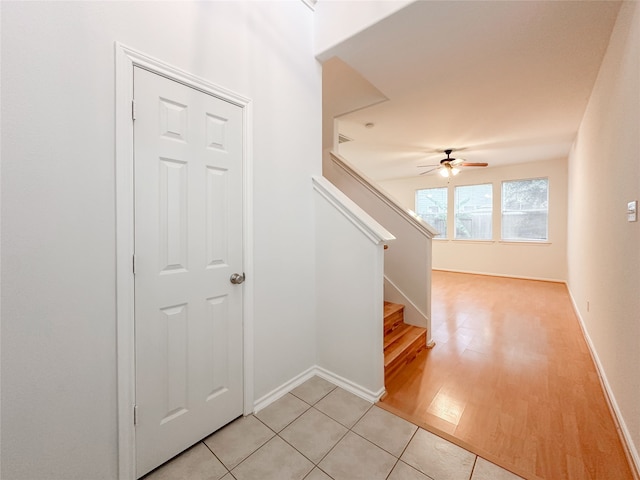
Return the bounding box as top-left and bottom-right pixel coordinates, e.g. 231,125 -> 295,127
143,442 -> 227,480
291,376 -> 337,405
387,461 -> 431,480
318,431 -> 396,480
401,428 -> 476,480
149,377 -> 508,480
314,388 -> 372,428
304,468 -> 333,480
472,457 -> 524,480
203,415 -> 274,470
231,436 -> 313,480
255,393 -> 310,432
280,407 -> 348,463
353,406 -> 417,457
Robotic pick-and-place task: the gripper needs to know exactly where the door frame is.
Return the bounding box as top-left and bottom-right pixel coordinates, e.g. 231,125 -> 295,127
114,43 -> 254,480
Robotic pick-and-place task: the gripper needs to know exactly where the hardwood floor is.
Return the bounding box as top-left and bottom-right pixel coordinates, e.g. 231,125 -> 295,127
380,271 -> 635,480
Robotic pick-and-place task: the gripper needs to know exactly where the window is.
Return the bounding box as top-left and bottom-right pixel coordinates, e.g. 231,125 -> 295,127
454,184 -> 492,240
502,178 -> 549,241
415,187 -> 447,238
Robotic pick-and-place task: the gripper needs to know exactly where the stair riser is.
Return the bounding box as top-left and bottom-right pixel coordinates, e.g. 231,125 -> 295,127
385,331 -> 427,384
384,310 -> 404,335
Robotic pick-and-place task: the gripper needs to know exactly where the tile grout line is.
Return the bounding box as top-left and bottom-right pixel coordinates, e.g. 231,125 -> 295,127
306,404 -> 372,468
277,383 -> 348,471
276,405 -> 351,466
200,440 -> 233,478
384,460 -> 399,480
227,433 -> 279,476
468,456 -> 479,480
289,383 -> 338,406
221,417 -> 278,477
253,394 -> 313,436
381,427 -> 431,480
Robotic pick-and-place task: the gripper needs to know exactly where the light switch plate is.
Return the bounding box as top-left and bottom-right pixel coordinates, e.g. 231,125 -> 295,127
628,200 -> 638,222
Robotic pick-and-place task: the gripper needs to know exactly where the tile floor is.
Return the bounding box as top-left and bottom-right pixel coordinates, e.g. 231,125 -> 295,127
144,376 -> 524,480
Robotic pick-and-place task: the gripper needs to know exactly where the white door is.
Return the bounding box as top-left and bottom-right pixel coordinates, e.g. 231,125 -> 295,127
133,66 -> 244,478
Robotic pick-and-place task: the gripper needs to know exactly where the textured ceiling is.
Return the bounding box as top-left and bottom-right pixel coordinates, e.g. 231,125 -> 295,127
323,1 -> 622,181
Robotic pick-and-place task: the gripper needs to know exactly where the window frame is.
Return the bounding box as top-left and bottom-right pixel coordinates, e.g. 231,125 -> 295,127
453,183 -> 493,241
501,177 -> 549,242
415,187 -> 448,239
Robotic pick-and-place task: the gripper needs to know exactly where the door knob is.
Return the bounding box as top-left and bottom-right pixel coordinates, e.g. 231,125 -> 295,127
230,273 -> 245,285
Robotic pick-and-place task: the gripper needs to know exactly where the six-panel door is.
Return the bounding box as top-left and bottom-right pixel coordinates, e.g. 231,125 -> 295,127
133,66 -> 244,477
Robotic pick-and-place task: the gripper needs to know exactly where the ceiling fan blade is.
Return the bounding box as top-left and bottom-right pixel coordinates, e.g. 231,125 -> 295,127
461,162 -> 489,167
416,164 -> 440,168
419,167 -> 440,175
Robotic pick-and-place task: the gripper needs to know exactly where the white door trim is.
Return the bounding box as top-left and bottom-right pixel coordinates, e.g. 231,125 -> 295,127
114,42 -> 254,480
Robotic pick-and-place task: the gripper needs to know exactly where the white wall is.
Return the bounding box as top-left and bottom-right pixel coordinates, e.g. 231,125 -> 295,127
314,0 -> 413,60
380,158 -> 568,282
567,0 -> 640,467
0,2 -> 320,479
314,177 -> 390,398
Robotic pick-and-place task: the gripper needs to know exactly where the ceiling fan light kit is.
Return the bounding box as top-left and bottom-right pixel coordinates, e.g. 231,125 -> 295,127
419,148 -> 488,177
439,164 -> 461,178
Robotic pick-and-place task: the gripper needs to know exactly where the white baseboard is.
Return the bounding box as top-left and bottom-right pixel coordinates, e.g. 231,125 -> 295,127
567,289 -> 640,478
253,366 -> 385,413
313,367 -> 385,404
432,268 -> 565,284
253,366 -> 316,413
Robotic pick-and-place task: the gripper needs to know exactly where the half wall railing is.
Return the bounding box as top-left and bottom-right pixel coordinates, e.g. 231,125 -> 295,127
313,175 -> 395,399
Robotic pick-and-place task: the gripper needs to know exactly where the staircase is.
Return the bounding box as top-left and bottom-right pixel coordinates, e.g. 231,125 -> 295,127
384,301 -> 427,384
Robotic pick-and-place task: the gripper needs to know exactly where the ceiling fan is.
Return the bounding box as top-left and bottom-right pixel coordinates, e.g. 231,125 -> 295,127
418,149 -> 488,177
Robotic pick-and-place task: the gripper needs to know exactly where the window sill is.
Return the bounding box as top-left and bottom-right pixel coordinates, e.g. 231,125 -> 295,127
499,240 -> 551,245
436,239 -> 552,246
451,239 -> 495,244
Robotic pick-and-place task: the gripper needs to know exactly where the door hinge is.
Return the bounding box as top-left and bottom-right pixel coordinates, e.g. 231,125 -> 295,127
132,254 -> 136,275
133,404 -> 139,426
131,99 -> 136,121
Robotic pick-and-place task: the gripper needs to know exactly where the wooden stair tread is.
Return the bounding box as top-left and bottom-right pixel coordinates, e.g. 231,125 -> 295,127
384,301 -> 404,317
384,322 -> 411,349
384,325 -> 427,367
